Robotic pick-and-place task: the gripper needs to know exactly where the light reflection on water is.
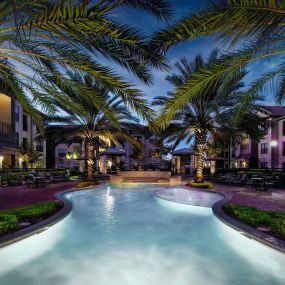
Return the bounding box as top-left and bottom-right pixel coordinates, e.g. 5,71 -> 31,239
0,184 -> 284,285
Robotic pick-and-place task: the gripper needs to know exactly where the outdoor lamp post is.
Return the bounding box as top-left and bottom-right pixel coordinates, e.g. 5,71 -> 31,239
270,140 -> 278,169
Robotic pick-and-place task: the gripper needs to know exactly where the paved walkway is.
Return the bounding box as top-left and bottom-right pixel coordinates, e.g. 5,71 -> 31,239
0,182 -> 77,210
212,183 -> 285,212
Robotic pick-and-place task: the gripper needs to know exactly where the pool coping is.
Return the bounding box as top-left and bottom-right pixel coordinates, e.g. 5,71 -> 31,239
156,186 -> 285,254
0,187 -> 86,248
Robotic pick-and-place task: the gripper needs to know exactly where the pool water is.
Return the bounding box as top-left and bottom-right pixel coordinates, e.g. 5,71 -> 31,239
0,184 -> 285,285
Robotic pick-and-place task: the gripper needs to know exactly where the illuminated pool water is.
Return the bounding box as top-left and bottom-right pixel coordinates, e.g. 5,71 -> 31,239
0,184 -> 285,285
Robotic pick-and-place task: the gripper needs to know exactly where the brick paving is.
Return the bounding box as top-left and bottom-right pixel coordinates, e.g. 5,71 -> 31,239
0,182 -> 77,210
212,183 -> 285,212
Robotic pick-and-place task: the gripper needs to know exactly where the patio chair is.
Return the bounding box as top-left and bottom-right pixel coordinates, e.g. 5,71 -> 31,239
21,175 -> 30,189
264,176 -> 279,190
233,173 -> 248,185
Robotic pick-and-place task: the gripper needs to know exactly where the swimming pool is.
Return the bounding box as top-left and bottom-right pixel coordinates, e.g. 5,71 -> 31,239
0,184 -> 284,285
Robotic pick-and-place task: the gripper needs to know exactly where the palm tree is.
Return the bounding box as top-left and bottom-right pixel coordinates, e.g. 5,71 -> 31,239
46,75 -> 140,181
151,0 -> 285,123
19,143 -> 42,169
154,52 -> 263,182
0,0 -> 171,125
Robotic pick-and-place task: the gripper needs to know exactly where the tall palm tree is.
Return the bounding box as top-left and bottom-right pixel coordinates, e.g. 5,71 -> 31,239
151,0 -> 285,123
154,52 -> 263,182
0,0 -> 171,125
46,75 -> 140,181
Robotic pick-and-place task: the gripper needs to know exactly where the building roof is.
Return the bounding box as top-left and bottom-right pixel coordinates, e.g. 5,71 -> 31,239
100,148 -> 126,156
259,106 -> 285,117
172,148 -> 195,156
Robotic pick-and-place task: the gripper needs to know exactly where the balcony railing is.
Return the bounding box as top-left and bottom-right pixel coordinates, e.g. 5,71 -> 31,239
0,121 -> 11,135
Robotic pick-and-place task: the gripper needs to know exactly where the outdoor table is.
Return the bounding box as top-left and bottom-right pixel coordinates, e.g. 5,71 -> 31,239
33,176 -> 46,188
251,177 -> 268,191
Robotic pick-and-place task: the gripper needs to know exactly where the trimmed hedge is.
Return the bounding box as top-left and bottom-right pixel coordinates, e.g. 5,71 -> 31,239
188,180 -> 213,189
223,204 -> 285,239
0,214 -> 18,235
0,202 -> 62,235
76,181 -> 98,188
1,173 -> 23,186
0,170 -> 70,186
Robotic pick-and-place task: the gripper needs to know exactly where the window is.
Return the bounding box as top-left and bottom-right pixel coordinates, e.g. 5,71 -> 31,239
15,105 -> 19,122
260,161 -> 268,168
22,137 -> 27,149
224,151 -> 229,158
261,143 -> 268,154
260,125 -> 268,136
23,114 -> 28,131
283,121 -> 285,136
232,150 -> 236,158
58,149 -> 66,158
283,142 -> 285,156
16,132 -> 19,146
36,140 -> 44,152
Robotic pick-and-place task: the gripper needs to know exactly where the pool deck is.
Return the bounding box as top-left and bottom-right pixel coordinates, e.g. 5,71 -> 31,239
209,183 -> 285,212
0,182 -> 77,210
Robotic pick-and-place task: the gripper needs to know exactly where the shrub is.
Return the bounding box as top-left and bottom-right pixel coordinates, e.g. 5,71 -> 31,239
0,214 -> 18,234
223,204 -> 285,239
76,182 -> 98,188
188,180 -> 213,189
1,173 -> 23,186
0,202 -> 62,235
3,202 -> 62,220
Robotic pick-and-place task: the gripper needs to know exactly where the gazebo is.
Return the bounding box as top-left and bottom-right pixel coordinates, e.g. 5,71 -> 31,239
99,148 -> 126,174
172,148 -> 195,174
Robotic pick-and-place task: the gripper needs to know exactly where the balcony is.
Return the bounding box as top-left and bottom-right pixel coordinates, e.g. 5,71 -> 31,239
0,121 -> 17,147
0,121 -> 11,135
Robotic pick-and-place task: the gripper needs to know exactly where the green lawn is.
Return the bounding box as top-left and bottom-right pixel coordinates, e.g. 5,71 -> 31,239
223,204 -> 285,240
0,202 -> 62,235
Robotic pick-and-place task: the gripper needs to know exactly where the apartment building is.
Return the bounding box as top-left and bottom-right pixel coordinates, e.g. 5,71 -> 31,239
46,124 -> 164,172
216,106 -> 285,169
0,89 -> 46,169
257,106 -> 285,169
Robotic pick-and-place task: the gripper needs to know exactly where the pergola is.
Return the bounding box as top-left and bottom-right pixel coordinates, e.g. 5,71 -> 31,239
99,148 -> 126,174
172,148 -> 195,174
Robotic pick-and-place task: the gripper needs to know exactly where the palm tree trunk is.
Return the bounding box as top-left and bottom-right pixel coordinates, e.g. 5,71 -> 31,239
195,132 -> 206,183
86,140 -> 94,182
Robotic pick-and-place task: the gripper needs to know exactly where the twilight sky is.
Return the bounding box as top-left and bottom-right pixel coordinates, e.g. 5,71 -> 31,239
113,0 -> 278,106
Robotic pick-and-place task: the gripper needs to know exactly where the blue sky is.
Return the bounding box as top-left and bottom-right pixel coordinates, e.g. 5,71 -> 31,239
113,0 -> 278,106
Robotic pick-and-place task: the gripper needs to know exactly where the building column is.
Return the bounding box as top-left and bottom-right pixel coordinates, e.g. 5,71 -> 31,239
100,155 -> 107,174
177,156 -> 181,174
